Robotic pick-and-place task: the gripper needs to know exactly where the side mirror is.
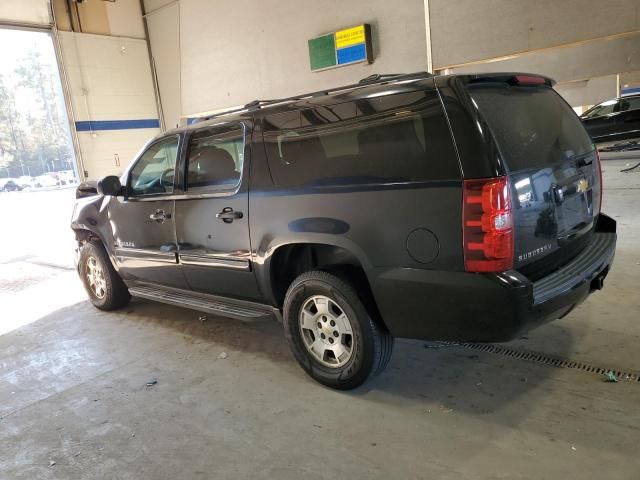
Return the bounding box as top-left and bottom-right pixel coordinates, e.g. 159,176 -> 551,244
97,175 -> 123,196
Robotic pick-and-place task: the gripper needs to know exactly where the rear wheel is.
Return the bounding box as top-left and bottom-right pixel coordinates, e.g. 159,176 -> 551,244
78,241 -> 130,311
283,270 -> 393,390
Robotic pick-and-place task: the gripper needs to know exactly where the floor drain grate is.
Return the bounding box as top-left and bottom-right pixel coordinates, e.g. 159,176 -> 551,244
437,342 -> 640,383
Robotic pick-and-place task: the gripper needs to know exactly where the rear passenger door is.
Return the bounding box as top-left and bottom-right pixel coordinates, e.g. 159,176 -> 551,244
174,123 -> 261,300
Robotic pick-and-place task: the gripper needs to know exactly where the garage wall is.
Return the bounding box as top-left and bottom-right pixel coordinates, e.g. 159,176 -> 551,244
621,70 -> 640,94
444,33 -> 640,106
145,0 -> 427,123
0,0 -> 51,25
53,0 -> 145,39
555,75 -> 619,109
429,0 -> 639,107
78,0 -> 145,39
59,32 -> 160,180
443,34 -> 640,83
144,1 -> 181,130
429,0 -> 640,68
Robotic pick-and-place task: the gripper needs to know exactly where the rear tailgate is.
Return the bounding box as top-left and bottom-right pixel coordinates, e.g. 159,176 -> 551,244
465,77 -> 601,279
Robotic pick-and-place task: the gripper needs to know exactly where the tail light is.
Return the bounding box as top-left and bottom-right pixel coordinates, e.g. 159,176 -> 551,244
596,149 -> 603,215
463,177 -> 514,272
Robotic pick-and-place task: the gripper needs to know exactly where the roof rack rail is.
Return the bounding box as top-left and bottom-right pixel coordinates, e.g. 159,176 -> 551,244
359,73 -> 408,84
193,71 -> 432,124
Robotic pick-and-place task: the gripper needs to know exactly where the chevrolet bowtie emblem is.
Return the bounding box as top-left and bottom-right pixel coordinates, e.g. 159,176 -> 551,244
577,178 -> 589,193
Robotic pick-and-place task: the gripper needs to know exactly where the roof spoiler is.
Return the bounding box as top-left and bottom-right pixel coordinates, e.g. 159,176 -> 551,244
466,73 -> 556,87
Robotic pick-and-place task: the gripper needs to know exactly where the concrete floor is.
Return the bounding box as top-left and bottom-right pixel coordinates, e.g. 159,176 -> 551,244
1,159 -> 639,479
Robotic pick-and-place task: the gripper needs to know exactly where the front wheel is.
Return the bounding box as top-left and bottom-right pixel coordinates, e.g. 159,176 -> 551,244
283,271 -> 394,390
78,241 -> 130,311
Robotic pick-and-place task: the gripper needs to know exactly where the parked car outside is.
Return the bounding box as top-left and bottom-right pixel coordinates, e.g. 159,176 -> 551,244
1,179 -> 22,192
580,94 -> 640,144
71,72 -> 616,389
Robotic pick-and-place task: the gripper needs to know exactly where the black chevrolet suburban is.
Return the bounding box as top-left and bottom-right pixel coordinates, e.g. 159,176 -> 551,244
71,72 -> 616,389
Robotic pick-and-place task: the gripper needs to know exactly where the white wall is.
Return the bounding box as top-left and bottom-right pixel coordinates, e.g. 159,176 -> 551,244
59,32 -> 160,180
0,0 -> 51,25
429,0 -> 640,68
103,0 -> 145,39
144,1 -> 181,129
145,0 -> 427,124
555,75 -> 619,109
445,33 -> 640,106
429,0 -> 639,107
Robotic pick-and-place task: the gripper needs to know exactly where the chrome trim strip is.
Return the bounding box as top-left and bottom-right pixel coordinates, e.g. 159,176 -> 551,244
122,191 -> 238,201
179,254 -> 250,271
594,128 -> 640,139
115,248 -> 177,264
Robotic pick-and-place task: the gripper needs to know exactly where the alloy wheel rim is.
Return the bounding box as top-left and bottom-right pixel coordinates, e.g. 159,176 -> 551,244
86,256 -> 107,299
299,295 -> 354,368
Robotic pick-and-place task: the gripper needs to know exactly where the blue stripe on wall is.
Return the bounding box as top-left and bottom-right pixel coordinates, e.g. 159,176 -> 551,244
622,87 -> 640,95
75,119 -> 160,131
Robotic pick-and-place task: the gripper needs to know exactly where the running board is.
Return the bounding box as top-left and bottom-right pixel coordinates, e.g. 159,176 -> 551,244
128,285 -> 280,322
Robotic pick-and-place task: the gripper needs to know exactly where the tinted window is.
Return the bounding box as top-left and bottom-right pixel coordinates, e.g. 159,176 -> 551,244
129,136 -> 178,196
186,125 -> 244,191
581,99 -> 617,119
468,85 -> 594,171
263,90 -> 459,188
619,96 -> 640,112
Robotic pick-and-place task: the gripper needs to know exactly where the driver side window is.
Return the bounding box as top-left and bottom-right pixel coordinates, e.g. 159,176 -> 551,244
129,137 -> 179,196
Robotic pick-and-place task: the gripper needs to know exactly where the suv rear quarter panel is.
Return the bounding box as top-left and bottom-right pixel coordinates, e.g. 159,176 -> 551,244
248,100 -> 465,323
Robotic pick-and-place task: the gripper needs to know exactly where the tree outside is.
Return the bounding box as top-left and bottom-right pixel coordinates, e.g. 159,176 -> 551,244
0,29 -> 76,181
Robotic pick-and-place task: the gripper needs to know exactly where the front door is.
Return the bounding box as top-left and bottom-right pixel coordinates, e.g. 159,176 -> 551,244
174,123 -> 260,300
109,135 -> 187,289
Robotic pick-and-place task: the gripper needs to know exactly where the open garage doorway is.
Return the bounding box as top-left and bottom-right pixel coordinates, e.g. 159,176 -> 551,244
0,27 -> 78,192
0,27 -> 81,322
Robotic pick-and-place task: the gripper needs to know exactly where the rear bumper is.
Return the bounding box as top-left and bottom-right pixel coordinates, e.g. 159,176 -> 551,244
370,213 -> 616,342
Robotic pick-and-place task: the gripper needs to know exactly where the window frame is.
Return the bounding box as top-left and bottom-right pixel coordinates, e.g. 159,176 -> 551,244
125,134 -> 182,200
181,122 -> 247,198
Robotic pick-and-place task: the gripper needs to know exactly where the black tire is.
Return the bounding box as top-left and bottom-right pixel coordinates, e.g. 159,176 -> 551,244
283,270 -> 394,390
78,241 -> 130,311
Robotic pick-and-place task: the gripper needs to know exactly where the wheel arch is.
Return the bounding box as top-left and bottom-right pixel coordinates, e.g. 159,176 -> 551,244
265,240 -> 383,325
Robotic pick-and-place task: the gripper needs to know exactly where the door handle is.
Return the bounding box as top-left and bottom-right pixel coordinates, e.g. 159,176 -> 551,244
216,207 -> 243,223
149,209 -> 171,223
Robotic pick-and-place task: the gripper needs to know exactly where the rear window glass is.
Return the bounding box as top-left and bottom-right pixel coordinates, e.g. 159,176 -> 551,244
263,90 -> 460,188
467,85 -> 594,171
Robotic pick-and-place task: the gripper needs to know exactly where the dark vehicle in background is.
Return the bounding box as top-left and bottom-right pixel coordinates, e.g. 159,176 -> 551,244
1,179 -> 22,192
580,94 -> 640,144
71,72 -> 616,389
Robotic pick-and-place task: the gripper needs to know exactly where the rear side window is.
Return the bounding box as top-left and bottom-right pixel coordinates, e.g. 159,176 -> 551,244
468,85 -> 594,171
620,96 -> 640,112
186,125 -> 244,192
263,90 -> 459,188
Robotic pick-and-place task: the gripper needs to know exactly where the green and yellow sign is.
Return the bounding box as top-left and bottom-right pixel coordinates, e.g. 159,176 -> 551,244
308,24 -> 373,72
